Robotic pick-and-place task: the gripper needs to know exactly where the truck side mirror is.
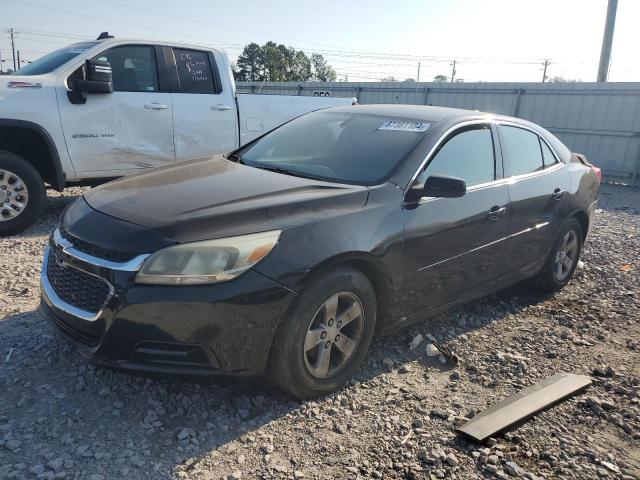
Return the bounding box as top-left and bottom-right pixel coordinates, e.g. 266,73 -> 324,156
74,59 -> 113,95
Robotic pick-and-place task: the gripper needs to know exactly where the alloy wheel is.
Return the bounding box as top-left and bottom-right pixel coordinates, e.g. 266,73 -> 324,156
554,229 -> 578,281
0,169 -> 29,221
303,292 -> 365,379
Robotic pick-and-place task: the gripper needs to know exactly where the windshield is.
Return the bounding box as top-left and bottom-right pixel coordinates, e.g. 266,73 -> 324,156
237,111 -> 429,185
14,42 -> 99,76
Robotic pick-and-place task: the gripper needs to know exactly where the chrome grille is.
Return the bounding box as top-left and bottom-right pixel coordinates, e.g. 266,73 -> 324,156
45,249 -> 111,314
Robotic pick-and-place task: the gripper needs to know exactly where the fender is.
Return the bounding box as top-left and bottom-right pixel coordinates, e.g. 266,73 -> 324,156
0,119 -> 66,191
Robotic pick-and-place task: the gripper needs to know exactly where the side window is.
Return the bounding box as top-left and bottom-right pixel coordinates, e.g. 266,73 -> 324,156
499,125 -> 544,176
95,45 -> 159,93
540,139 -> 558,167
419,126 -> 495,187
173,48 -> 217,94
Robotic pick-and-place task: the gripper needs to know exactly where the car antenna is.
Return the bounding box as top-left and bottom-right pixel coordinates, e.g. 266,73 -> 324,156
97,32 -> 114,40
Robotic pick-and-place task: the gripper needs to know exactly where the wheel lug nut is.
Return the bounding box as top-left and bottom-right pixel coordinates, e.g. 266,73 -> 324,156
320,332 -> 327,339
337,321 -> 342,328
324,341 -> 331,349
335,334 -> 341,342
328,319 -> 334,326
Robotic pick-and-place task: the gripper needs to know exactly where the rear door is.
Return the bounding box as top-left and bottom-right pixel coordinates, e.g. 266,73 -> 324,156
169,47 -> 238,160
497,123 -> 571,271
58,44 -> 175,175
400,122 -> 510,316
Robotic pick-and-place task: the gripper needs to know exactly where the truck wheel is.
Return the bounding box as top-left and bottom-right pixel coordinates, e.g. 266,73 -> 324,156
0,151 -> 46,236
268,267 -> 377,399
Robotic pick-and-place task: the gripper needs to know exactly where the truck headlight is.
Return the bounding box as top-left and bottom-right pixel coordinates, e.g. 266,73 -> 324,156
135,230 -> 281,285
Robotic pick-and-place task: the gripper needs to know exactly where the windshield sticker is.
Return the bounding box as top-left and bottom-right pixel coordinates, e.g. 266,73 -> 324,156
378,121 -> 430,133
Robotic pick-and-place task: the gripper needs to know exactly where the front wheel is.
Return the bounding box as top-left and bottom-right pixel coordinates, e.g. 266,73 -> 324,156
0,151 -> 46,236
268,267 -> 377,399
534,218 -> 583,292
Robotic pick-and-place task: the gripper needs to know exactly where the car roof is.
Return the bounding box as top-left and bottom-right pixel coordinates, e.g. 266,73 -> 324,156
326,104 -> 486,122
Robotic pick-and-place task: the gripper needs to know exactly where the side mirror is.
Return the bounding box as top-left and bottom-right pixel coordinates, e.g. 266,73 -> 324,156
406,175 -> 467,202
73,59 -> 113,95
424,175 -> 466,198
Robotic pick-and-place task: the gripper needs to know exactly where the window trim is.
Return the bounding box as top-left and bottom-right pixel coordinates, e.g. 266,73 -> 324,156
92,44 -> 162,94
169,47 -> 222,95
404,119 -> 498,196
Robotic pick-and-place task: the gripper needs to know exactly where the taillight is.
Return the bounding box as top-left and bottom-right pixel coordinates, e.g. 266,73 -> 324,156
591,166 -> 602,182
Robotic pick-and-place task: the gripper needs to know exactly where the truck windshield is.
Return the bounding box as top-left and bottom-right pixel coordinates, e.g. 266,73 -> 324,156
236,111 -> 428,186
13,42 -> 99,76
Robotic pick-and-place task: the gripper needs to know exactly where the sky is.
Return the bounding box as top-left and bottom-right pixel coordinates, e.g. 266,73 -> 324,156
1,0 -> 639,82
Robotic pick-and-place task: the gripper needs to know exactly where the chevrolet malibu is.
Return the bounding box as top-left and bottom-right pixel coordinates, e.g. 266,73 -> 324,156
40,105 -> 601,398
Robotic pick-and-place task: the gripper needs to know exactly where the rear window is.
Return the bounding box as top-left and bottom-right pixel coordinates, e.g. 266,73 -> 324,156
14,42 -> 98,76
237,111 -> 428,185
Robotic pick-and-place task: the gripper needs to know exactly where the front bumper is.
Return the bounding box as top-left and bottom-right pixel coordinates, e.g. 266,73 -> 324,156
40,237 -> 297,378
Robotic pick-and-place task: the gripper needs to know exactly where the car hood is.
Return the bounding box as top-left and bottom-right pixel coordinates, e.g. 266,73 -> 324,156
83,156 -> 369,243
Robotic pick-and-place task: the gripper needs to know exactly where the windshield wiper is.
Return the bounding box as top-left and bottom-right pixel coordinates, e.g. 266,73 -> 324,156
252,165 -> 315,180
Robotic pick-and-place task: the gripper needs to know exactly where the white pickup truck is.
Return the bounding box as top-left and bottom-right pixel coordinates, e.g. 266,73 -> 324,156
0,33 -> 354,235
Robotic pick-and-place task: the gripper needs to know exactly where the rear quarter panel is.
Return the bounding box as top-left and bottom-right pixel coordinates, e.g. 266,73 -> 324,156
566,158 -> 600,240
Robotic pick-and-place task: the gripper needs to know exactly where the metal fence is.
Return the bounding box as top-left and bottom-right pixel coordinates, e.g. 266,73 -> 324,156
237,81 -> 640,184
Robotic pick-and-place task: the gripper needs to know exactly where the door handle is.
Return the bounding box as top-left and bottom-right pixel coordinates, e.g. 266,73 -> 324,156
144,103 -> 169,110
211,104 -> 232,111
488,205 -> 507,221
552,188 -> 566,200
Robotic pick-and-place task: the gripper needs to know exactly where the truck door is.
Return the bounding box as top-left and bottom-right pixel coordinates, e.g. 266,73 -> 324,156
169,47 -> 238,160
58,44 -> 175,176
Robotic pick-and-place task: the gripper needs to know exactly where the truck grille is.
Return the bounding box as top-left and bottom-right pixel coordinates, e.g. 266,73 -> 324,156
59,227 -> 136,263
46,250 -> 111,314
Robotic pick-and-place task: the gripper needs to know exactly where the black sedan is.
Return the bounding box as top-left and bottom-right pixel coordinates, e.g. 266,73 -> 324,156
40,105 -> 600,398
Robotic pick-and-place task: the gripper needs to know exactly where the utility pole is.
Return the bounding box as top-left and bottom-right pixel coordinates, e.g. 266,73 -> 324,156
10,28 -> 16,71
16,51 -> 20,71
541,59 -> 551,82
597,0 -> 618,82
416,61 -> 421,83
450,59 -> 456,83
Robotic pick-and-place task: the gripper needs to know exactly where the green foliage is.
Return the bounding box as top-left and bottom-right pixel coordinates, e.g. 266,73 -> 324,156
234,43 -> 335,82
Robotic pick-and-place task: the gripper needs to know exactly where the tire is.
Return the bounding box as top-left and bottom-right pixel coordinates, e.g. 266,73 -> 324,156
268,266 -> 377,399
533,218 -> 583,292
0,150 -> 46,236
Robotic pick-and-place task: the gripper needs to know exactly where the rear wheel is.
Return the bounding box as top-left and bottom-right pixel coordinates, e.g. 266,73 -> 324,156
0,151 -> 45,236
269,267 -> 377,399
534,218 -> 583,292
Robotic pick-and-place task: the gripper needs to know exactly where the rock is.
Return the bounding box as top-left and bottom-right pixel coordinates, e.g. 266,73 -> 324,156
600,461 -> 619,473
334,424 -> 348,434
382,358 -> 394,370
601,399 -> 616,411
409,334 -> 423,350
228,470 -> 242,480
446,453 -> 458,467
504,461 -> 523,476
177,428 -> 190,441
260,444 -> 274,454
487,455 -> 499,465
30,465 -> 46,475
412,418 -> 424,428
5,439 -> 22,451
293,471 -> 305,479
426,343 -> 440,357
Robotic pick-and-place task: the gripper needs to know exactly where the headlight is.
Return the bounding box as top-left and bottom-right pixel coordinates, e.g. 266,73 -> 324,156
135,230 -> 281,285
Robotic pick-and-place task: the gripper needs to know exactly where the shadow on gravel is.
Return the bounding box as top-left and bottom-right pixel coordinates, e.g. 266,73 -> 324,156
0,278 -> 555,478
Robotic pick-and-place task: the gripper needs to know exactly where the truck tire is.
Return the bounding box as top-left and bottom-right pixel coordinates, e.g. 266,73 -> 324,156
0,150 -> 46,236
268,266 -> 377,399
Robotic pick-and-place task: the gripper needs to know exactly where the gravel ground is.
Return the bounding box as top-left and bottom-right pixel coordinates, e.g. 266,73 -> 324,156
0,183 -> 638,480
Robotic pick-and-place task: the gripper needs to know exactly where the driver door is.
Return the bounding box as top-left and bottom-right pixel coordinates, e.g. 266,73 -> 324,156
58,44 -> 175,176
400,123 -> 511,317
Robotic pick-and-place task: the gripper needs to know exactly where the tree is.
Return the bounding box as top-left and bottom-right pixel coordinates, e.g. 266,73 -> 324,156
380,75 -> 398,82
235,42 -> 265,81
549,76 -> 580,83
403,78 -> 415,82
311,53 -> 336,82
233,42 -> 335,82
433,75 -> 448,83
